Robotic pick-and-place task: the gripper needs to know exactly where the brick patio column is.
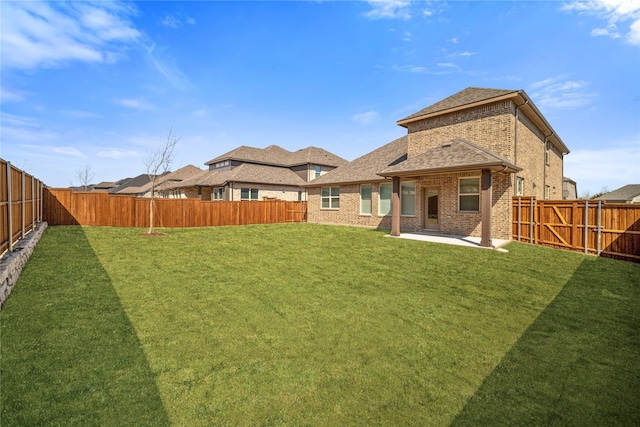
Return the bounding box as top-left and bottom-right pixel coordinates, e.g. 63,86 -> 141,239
391,176 -> 401,236
481,169 -> 492,247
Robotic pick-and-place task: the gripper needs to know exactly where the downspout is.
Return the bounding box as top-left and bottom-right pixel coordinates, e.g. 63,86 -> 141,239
514,99 -> 528,191
544,132 -> 554,199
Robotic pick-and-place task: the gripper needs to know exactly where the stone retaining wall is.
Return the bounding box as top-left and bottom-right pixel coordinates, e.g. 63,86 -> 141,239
0,222 -> 48,309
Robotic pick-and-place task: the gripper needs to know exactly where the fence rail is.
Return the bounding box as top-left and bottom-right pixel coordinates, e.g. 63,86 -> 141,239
43,188 -> 307,228
512,197 -> 640,263
1,159 -> 45,256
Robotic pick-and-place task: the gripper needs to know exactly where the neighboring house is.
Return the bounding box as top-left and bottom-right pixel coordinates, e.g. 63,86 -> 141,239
563,177 -> 578,200
92,181 -> 121,192
108,174 -> 156,196
135,165 -> 203,198
306,87 -> 570,246
595,184 -> 640,203
168,145 -> 347,201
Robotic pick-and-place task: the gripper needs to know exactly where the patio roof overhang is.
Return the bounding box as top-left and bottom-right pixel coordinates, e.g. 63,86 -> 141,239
378,137 -> 522,179
378,161 -> 522,179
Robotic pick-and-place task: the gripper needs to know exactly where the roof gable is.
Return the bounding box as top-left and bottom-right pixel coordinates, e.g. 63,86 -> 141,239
175,163 -> 307,188
205,145 -> 346,168
399,87 -> 517,122
595,184 -> 640,201
379,138 -> 521,177
307,136 -> 408,186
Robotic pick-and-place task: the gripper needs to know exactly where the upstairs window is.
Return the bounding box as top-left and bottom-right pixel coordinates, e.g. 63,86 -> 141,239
321,186 -> 340,209
516,177 -> 524,196
545,141 -> 550,164
241,188 -> 259,201
459,177 -> 480,212
315,165 -> 322,179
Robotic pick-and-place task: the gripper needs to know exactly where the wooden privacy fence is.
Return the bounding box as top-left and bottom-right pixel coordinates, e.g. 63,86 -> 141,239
1,159 -> 45,255
513,197 -> 640,263
44,188 -> 307,228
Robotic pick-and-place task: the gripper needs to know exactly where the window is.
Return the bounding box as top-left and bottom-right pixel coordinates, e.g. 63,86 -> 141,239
401,182 -> 416,216
545,185 -> 550,200
459,177 -> 480,211
360,184 -> 372,215
321,186 -> 339,209
241,188 -> 259,200
545,141 -> 550,164
379,183 -> 392,216
516,177 -> 524,196
212,188 -> 224,200
315,165 -> 322,179
215,160 -> 230,169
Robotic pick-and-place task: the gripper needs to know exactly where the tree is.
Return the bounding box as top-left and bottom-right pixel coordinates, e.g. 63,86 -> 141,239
144,128 -> 180,234
76,164 -> 94,191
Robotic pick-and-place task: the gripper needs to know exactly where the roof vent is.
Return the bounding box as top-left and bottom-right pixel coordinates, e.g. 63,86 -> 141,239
441,143 -> 452,148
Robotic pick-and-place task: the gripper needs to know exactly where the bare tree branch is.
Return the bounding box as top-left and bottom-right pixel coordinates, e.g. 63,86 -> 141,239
145,128 -> 180,234
76,164 -> 95,191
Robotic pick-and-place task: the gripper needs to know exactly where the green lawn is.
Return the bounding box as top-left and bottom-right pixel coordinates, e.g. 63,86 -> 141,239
2,224 -> 639,426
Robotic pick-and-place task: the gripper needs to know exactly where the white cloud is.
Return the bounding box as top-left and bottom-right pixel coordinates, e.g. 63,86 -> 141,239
160,15 -> 182,28
0,1 -> 141,70
450,37 -> 459,44
116,98 -> 154,110
0,86 -> 27,103
529,77 -> 596,109
145,43 -> 194,91
562,0 -> 640,45
54,147 -> 84,157
353,111 -> 380,125
364,0 -> 412,20
98,149 -> 140,159
186,17 -> 196,25
192,109 -> 208,118
565,142 -> 640,195
423,9 -> 434,17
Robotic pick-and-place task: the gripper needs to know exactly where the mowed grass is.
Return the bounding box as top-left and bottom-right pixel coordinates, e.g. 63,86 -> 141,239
2,224 -> 639,426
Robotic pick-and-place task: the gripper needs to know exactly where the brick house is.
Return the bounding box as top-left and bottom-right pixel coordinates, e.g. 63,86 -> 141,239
306,87 -> 570,246
168,145 -> 347,201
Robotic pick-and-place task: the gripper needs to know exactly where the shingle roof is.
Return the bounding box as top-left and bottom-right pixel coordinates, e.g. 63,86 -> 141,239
399,87 -> 518,122
139,165 -> 202,192
595,184 -> 640,201
109,174 -> 155,194
306,136 -> 408,186
205,145 -> 347,168
175,163 -> 307,188
379,138 -> 521,177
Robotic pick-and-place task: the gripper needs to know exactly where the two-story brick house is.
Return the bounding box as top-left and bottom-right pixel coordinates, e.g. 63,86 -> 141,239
306,87 -> 570,246
168,144 -> 347,201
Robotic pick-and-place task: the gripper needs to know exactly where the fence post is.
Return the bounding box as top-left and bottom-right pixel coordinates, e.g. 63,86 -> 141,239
584,200 -> 589,254
32,177 -> 35,230
21,169 -> 25,238
529,197 -> 534,244
517,197 -> 522,241
6,162 -> 12,252
597,200 -> 602,256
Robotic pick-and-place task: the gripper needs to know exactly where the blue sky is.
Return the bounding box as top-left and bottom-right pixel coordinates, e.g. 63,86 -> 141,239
1,0 -> 639,196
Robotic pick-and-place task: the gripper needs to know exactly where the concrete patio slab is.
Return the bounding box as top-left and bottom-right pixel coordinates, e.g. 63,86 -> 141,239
387,231 -> 510,252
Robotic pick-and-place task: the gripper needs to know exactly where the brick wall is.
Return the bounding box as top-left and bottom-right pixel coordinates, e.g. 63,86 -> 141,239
230,184 -> 304,201
308,98 -> 564,241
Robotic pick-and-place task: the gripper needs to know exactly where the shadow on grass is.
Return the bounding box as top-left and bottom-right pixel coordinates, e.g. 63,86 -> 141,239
451,257 -> 640,426
1,226 -> 170,426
